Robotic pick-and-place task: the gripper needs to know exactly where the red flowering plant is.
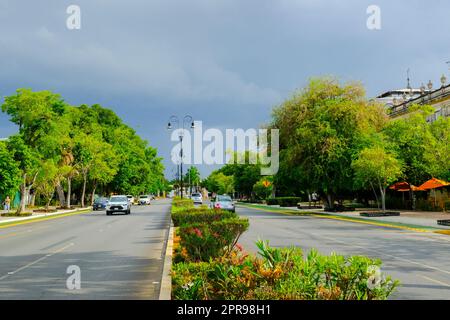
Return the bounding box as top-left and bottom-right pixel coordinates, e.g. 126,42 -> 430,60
178,218 -> 249,262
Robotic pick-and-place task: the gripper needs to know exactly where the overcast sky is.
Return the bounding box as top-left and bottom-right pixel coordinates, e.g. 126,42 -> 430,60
0,0 -> 449,178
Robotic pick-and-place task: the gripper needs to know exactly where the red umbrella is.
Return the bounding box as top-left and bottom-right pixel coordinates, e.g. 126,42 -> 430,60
389,182 -> 419,192
416,178 -> 450,191
416,178 -> 450,208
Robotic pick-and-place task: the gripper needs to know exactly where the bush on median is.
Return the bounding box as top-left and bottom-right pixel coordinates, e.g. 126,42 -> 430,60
172,240 -> 399,300
177,218 -> 249,262
172,208 -> 237,227
172,197 -> 194,208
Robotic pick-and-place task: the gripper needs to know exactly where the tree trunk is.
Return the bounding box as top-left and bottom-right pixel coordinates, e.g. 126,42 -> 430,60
90,182 -> 97,206
81,172 -> 87,208
46,198 -> 51,212
56,183 -> 66,208
16,176 -> 26,215
307,189 -> 311,208
66,177 -> 72,209
30,193 -> 36,207
380,185 -> 386,212
370,182 -> 380,210
326,194 -> 334,210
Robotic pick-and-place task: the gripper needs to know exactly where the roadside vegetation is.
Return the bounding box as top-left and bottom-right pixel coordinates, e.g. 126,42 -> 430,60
170,198 -> 399,300
203,77 -> 450,212
0,89 -> 168,215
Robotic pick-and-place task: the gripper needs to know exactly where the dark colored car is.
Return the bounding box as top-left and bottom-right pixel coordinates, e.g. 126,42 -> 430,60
93,197 -> 109,211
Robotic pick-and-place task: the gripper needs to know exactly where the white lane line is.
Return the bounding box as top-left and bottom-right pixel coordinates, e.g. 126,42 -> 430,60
275,222 -> 450,277
421,275 -> 450,288
316,233 -> 450,276
0,242 -> 74,281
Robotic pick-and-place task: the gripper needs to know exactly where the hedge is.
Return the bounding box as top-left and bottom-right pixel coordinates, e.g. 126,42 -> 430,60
266,197 -> 302,207
172,240 -> 399,300
177,218 -> 249,262
172,208 -> 238,227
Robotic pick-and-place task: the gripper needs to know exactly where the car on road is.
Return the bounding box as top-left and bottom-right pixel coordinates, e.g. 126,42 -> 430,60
191,193 -> 203,204
126,195 -> 135,205
138,195 -> 151,205
106,195 -> 131,215
93,197 -> 109,211
210,195 -> 235,212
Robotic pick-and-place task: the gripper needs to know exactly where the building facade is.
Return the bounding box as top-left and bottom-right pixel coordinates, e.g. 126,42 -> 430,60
384,78 -> 450,122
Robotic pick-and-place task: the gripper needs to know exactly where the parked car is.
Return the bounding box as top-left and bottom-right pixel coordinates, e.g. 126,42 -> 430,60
126,195 -> 135,205
106,195 -> 131,215
191,193 -> 203,204
93,197 -> 109,211
138,195 -> 151,205
210,195 -> 235,212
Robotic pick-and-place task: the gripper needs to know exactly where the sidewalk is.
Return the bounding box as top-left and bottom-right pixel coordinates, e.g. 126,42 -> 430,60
325,209 -> 450,230
0,207 -> 92,225
243,203 -> 450,230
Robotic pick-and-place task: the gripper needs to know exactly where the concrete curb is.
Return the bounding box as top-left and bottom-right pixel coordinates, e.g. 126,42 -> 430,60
0,207 -> 92,226
159,222 -> 174,300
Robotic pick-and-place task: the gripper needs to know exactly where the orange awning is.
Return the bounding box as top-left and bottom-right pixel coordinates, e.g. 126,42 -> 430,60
389,182 -> 419,192
416,178 -> 450,191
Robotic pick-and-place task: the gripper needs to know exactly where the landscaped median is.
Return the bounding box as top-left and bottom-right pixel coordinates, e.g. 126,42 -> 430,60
170,197 -> 399,300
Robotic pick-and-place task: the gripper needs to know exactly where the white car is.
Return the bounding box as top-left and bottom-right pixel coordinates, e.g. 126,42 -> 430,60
191,193 -> 203,204
210,195 -> 235,212
106,195 -> 131,215
126,195 -> 135,205
138,195 -> 151,205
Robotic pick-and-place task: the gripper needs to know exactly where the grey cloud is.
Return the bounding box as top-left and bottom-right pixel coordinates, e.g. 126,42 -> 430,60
0,0 -> 449,177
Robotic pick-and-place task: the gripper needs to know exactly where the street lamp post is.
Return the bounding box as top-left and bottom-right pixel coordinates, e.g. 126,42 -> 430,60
167,115 -> 195,199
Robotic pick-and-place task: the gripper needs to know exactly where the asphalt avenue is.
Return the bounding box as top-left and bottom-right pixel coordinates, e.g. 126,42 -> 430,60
0,199 -> 172,300
237,205 -> 450,300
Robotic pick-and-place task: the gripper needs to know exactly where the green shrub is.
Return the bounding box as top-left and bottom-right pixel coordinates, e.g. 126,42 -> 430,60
172,197 -> 194,208
172,241 -> 399,300
172,208 -> 237,227
266,198 -> 278,205
265,197 -> 304,206
267,197 -> 302,207
178,218 -> 249,262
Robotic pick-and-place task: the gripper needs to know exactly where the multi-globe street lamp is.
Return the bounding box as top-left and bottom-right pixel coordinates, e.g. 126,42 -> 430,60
167,115 -> 195,199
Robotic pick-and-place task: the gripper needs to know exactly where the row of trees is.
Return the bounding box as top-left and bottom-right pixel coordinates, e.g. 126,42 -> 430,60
203,78 -> 450,211
0,89 -> 167,214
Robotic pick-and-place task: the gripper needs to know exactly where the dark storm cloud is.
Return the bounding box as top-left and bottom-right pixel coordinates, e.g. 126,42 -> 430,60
0,0 -> 449,177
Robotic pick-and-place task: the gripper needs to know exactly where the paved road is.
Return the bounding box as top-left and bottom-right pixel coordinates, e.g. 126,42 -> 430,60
0,199 -> 171,300
238,205 -> 450,300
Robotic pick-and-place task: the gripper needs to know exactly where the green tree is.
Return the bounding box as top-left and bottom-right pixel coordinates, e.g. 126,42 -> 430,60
383,105 -> 438,185
0,141 -> 21,201
1,89 -> 72,207
352,146 -> 403,212
185,166 -> 201,194
35,160 -> 59,211
253,177 -> 273,200
203,172 -> 234,195
6,135 -> 40,214
270,77 -> 387,209
424,116 -> 450,181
